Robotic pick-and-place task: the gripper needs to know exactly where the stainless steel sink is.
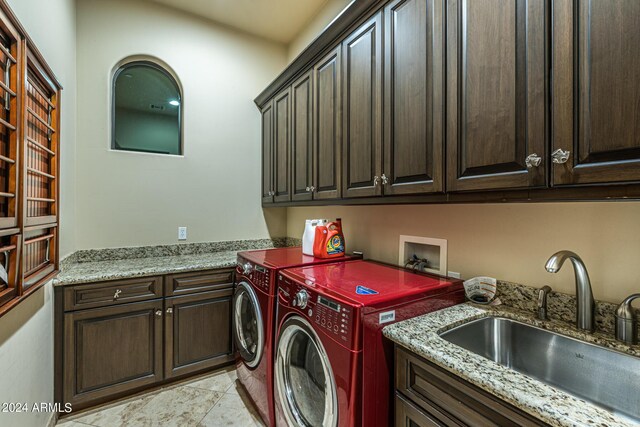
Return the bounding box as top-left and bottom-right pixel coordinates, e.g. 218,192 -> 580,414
439,317 -> 640,422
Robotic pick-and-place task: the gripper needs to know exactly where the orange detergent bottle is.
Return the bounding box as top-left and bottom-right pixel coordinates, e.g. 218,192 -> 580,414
313,218 -> 345,258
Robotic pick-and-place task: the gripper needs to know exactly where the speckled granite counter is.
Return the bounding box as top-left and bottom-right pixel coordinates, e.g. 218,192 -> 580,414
384,302 -> 640,427
55,238 -> 300,286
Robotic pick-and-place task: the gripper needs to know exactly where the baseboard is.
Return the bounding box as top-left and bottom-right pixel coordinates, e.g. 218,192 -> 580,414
46,412 -> 58,427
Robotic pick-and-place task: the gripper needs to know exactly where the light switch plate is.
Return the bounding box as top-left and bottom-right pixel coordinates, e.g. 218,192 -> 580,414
178,226 -> 187,240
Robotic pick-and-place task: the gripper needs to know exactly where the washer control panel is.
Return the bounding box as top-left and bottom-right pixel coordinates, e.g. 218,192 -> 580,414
315,295 -> 352,343
236,256 -> 270,293
278,275 -> 354,347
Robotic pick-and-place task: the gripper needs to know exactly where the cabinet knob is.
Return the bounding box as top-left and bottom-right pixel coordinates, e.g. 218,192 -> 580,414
373,176 -> 380,186
381,174 -> 389,185
166,307 -> 173,315
309,186 -> 315,192
525,154 -> 542,168
113,289 -> 122,300
155,310 -> 162,317
305,186 -> 310,192
551,149 -> 570,164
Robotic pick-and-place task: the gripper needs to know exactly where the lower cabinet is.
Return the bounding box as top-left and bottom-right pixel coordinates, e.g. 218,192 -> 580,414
395,394 -> 443,427
394,346 -> 548,427
164,288 -> 234,379
57,269 -> 235,411
63,300 -> 164,408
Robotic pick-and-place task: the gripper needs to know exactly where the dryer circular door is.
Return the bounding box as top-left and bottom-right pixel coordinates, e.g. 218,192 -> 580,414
233,281 -> 264,368
275,315 -> 338,427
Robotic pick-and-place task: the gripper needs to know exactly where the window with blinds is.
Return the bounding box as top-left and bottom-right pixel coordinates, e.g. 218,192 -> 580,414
0,10 -> 21,309
0,19 -> 19,229
24,62 -> 58,227
0,2 -> 62,317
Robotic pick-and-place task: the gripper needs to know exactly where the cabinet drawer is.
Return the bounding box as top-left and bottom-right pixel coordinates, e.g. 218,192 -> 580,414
396,346 -> 546,427
165,268 -> 234,296
64,276 -> 163,311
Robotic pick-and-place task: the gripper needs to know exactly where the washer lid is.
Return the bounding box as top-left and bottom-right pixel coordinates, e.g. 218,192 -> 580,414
238,246 -> 356,269
281,260 -> 461,308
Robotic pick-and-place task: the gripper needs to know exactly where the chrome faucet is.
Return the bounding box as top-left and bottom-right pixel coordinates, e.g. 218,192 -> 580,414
537,285 -> 552,320
615,294 -> 640,344
545,251 -> 595,332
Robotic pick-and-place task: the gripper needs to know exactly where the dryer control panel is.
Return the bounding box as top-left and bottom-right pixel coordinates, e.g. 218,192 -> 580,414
278,274 -> 355,349
236,256 -> 270,294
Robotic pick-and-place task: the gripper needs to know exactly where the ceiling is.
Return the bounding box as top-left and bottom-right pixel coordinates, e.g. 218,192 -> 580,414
145,0 -> 332,43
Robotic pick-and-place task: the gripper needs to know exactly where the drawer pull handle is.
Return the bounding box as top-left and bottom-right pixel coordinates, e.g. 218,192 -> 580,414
166,307 -> 173,315
155,310 -> 162,317
113,289 -> 122,300
525,153 -> 542,168
551,148 -> 570,164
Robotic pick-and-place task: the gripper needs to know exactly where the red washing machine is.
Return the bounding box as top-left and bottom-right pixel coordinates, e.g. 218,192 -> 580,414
273,260 -> 464,427
233,247 -> 358,426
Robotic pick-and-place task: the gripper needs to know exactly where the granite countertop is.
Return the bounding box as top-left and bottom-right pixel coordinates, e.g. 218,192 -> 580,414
54,238 -> 300,286
55,250 -> 241,286
383,303 -> 640,427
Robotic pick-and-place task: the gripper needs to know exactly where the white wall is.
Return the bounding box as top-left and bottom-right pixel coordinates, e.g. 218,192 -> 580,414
75,0 -> 288,249
287,203 -> 640,304
0,0 -> 77,425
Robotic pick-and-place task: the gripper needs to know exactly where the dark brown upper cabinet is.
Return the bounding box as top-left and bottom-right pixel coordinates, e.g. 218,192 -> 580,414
291,70 -> 314,202
384,0 -> 444,195
261,102 -> 274,204
312,46 -> 342,200
257,0 -> 640,206
446,0 -> 547,192
273,87 -> 291,202
342,12 -> 383,199
552,0 -> 640,186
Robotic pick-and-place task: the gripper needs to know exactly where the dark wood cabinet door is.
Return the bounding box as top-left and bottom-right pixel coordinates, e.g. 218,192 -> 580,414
313,47 -> 342,200
273,88 -> 292,202
395,347 -> 548,426
63,300 -> 163,409
552,0 -> 640,186
261,102 -> 274,204
164,288 -> 234,379
395,394 -> 445,427
342,12 -> 383,198
446,0 -> 547,192
291,70 -> 314,201
384,0 -> 445,196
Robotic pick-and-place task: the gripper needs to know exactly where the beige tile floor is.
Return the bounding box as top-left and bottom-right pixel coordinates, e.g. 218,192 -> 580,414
56,366 -> 265,427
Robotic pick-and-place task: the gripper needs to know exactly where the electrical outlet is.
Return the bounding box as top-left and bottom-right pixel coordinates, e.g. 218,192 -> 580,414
178,227 -> 187,241
448,271 -> 461,279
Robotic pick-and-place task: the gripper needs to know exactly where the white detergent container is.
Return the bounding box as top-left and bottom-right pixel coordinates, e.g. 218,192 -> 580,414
302,219 -> 328,256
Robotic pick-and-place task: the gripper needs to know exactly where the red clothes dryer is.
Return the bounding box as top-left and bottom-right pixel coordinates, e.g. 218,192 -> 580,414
273,260 -> 464,427
233,247 -> 357,426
